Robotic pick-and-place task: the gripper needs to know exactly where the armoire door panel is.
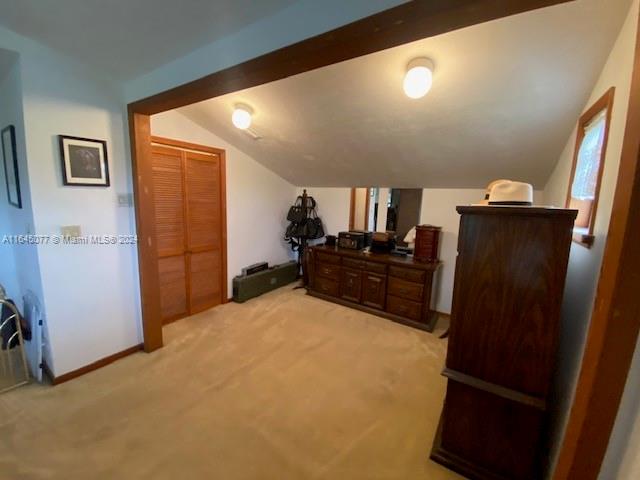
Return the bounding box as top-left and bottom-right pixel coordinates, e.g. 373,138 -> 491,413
158,255 -> 188,323
447,212 -> 574,397
184,152 -> 222,251
189,250 -> 222,313
151,146 -> 185,257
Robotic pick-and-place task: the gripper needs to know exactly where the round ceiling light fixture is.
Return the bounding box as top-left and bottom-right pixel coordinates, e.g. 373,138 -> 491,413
403,58 -> 435,99
232,105 -> 253,129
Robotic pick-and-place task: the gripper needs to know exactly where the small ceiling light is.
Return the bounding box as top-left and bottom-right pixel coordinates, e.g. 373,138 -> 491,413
403,58 -> 434,99
232,105 -> 252,129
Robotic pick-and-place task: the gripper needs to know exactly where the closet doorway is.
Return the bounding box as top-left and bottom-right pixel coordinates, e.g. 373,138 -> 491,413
150,136 -> 227,325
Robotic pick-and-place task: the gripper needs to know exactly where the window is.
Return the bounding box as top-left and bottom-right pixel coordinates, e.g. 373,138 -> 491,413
566,87 -> 615,248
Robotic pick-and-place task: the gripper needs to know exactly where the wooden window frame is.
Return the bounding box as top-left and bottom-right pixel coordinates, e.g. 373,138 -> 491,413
565,87 -> 615,248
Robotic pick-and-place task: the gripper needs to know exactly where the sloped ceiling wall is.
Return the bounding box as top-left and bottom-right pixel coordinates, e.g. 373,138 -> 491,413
178,0 -> 632,189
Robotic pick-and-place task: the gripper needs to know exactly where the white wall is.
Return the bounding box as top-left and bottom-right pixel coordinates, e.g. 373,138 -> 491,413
152,111 -> 296,292
0,51 -> 48,361
0,54 -> 23,299
419,189 -> 485,313
541,0 -> 639,474
0,26 -> 141,376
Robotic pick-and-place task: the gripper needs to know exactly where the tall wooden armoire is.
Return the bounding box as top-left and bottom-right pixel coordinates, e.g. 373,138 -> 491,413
431,206 -> 577,480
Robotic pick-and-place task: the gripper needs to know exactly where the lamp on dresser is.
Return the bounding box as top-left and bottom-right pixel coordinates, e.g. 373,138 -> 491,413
431,205 -> 577,480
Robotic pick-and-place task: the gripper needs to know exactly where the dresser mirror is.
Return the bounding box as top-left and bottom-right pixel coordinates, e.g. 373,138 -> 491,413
349,187 -> 423,246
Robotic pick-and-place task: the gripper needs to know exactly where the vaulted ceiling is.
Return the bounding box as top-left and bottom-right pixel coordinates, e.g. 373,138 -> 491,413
0,0 -> 299,80
177,0 -> 632,189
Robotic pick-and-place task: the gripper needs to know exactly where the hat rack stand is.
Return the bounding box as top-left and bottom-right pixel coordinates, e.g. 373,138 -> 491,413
284,189 -> 322,288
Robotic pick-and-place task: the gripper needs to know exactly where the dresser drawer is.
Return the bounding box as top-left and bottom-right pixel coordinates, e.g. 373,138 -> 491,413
315,276 -> 339,297
343,258 -> 365,270
389,265 -> 425,283
316,263 -> 341,281
365,261 -> 387,274
316,252 -> 341,265
388,276 -> 424,302
387,295 -> 422,321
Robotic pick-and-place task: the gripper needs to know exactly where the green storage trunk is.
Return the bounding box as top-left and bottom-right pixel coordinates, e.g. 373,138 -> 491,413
232,261 -> 298,303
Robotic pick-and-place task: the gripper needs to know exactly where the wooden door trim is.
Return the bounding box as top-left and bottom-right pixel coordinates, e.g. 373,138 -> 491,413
151,135 -> 224,156
349,188 -> 372,231
552,8 -> 640,479
364,188 -> 371,231
129,110 -> 163,352
348,188 -> 356,230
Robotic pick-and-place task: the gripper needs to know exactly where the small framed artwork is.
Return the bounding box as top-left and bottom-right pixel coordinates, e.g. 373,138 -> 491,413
59,135 -> 110,187
2,125 -> 21,208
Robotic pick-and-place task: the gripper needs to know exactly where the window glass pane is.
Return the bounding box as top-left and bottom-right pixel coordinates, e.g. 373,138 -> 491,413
572,110 -> 606,200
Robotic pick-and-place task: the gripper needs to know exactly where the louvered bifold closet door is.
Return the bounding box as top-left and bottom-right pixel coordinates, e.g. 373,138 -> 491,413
184,150 -> 223,314
151,145 -> 188,323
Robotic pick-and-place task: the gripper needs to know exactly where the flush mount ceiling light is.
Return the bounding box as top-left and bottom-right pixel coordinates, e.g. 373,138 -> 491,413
232,105 -> 253,129
403,58 -> 435,99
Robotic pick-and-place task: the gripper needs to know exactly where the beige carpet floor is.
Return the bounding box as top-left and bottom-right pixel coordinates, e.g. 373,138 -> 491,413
0,287 -> 462,480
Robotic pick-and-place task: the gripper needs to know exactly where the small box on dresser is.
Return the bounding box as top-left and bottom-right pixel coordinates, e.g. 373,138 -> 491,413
431,206 -> 577,480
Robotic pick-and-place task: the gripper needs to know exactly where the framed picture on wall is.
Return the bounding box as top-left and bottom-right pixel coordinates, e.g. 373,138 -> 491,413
2,125 -> 22,208
58,135 -> 110,187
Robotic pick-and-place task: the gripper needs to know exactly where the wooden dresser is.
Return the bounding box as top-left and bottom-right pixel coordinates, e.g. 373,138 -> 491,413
431,206 -> 577,480
306,245 -> 442,332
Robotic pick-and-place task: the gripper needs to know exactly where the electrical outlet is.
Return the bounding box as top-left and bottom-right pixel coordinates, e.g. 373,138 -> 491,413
61,225 -> 81,238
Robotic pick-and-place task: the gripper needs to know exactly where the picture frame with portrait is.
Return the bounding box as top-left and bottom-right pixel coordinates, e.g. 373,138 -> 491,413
58,135 -> 110,187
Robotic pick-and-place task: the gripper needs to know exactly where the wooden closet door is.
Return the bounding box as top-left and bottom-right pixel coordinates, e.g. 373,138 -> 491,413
184,150 -> 224,313
151,145 -> 188,323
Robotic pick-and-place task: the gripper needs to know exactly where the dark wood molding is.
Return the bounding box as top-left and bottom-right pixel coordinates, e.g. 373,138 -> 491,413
565,87 -> 616,248
552,10 -> 640,480
442,367 -> 547,410
364,188 -> 371,230
46,344 -> 144,386
128,0 -> 573,115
